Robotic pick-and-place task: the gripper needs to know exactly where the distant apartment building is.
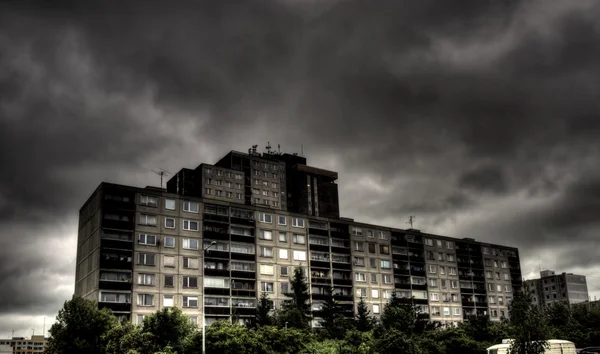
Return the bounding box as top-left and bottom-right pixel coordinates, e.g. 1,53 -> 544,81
74,146 -> 523,328
0,336 -> 47,354
524,270 -> 589,308
572,299 -> 600,311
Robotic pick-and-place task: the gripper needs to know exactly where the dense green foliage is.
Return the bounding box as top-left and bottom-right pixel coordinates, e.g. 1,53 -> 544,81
48,277 -> 600,354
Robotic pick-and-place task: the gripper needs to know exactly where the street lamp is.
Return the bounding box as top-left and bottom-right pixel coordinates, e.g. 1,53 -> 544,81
202,241 -> 217,354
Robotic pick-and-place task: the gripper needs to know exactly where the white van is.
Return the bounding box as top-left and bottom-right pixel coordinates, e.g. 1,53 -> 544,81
487,339 -> 576,354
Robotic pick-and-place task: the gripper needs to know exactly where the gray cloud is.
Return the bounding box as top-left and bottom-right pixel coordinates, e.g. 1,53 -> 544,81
2,0 -> 600,335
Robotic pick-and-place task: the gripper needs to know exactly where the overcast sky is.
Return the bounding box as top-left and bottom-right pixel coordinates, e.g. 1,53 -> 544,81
2,0 -> 600,337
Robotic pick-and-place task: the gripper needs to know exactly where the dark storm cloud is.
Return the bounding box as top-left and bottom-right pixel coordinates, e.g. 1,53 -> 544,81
2,0 -> 600,335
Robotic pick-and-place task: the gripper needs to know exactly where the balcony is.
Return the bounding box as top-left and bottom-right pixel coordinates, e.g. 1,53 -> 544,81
99,280 -> 132,291
203,228 -> 230,241
100,257 -> 132,270
333,278 -> 352,286
308,228 -> 329,237
99,301 -> 131,313
204,268 -> 230,277
331,262 -> 352,271
230,252 -> 255,262
205,307 -> 231,315
205,250 -> 230,260
203,213 -> 229,223
231,233 -> 255,243
310,244 -> 330,253
310,260 -> 330,269
233,307 -> 256,316
101,239 -> 133,250
335,295 -> 354,302
205,288 -> 230,296
231,289 -> 256,297
231,271 -> 256,279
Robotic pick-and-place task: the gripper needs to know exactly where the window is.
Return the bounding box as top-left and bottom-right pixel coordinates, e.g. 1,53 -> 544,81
260,230 -> 273,240
443,307 -> 450,316
425,238 -> 434,246
140,195 -> 158,207
205,188 -> 212,195
494,260 -> 499,268
380,260 -> 391,269
356,288 -> 367,297
429,278 -> 437,287
489,296 -> 496,304
165,217 -> 175,229
436,240 -> 443,247
138,253 -> 156,266
355,273 -> 366,282
293,250 -> 307,261
505,285 -> 511,292
235,174 -> 242,180
379,245 -> 390,255
368,243 -> 376,253
483,247 -> 489,254
164,255 -> 175,267
446,241 -> 454,249
183,239 -> 199,250
430,293 -> 439,301
354,241 -> 364,251
449,267 -> 457,275
183,220 -> 199,231
164,236 -> 175,248
183,257 -> 199,269
281,282 -> 289,294
164,275 -> 174,287
278,215 -> 287,225
279,249 -> 288,259
373,304 -> 380,314
497,284 -> 502,292
367,230 -> 374,238
452,294 -> 459,302
259,213 -> 273,223
504,273 -> 510,281
371,289 -> 379,298
183,201 -> 199,213
236,193 -> 243,199
165,199 -> 176,210
451,280 -> 458,289
262,282 -> 274,292
371,274 -> 378,283
183,276 -> 198,288
428,265 -> 437,273
293,234 -> 305,244
205,277 -> 230,288
378,231 -> 389,240
446,254 -> 455,262
292,218 -> 305,228
137,314 -> 146,325
439,266 -> 446,275
139,214 -> 157,226
382,274 -> 392,284
138,273 -> 155,285
138,234 -> 157,245
216,170 -> 223,176
488,283 -> 494,291
353,257 -> 365,266
260,247 -> 273,258
138,294 -> 154,306
352,227 -> 363,236
383,289 -> 393,299
280,266 -> 289,277
279,232 -> 287,242
453,308 -> 461,315
486,271 -> 493,279
441,279 -> 447,289
183,296 -> 198,308
216,190 -> 224,197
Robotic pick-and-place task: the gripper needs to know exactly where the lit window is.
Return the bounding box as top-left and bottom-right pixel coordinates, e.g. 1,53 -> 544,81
293,250 -> 307,261
371,289 -> 379,298
279,249 -> 288,259
373,304 -> 380,314
165,199 -> 176,210
380,260 -> 391,269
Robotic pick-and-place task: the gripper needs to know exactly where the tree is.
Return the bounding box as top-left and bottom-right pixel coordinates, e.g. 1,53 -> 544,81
255,291 -> 273,327
46,296 -> 118,354
278,266 -> 311,329
317,287 -> 351,338
142,307 -> 195,354
103,321 -> 154,354
507,286 -> 551,354
380,293 -> 436,335
185,321 -> 266,354
355,296 -> 375,332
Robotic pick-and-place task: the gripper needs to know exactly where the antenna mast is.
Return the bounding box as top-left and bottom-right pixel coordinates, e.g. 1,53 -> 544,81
406,215 -> 416,229
151,169 -> 170,189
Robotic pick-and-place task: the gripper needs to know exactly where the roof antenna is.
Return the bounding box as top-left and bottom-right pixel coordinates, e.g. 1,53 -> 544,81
301,144 -> 304,157
406,215 -> 416,229
266,142 -> 272,154
278,144 -> 281,153
151,169 -> 170,189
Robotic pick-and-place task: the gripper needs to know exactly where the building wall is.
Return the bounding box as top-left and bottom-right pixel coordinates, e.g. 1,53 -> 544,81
0,336 -> 47,354
526,271 -> 588,308
77,182 -> 522,325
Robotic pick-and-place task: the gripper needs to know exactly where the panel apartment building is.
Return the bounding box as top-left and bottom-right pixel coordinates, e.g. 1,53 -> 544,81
524,270 -> 589,308
74,146 -> 523,327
